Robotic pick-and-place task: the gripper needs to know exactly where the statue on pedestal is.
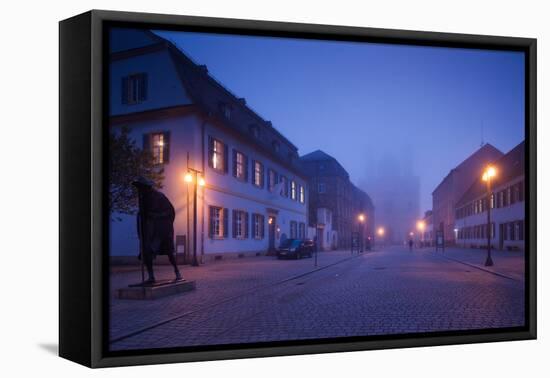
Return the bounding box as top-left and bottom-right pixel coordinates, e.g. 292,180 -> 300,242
132,177 -> 182,284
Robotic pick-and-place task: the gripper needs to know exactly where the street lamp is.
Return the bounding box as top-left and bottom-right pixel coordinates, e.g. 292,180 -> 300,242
184,169 -> 205,267
357,213 -> 366,252
482,165 -> 497,266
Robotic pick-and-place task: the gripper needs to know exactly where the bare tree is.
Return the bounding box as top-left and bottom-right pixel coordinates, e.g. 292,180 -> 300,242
109,127 -> 164,220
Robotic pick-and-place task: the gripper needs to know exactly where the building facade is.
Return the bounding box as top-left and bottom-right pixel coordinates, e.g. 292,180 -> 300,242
454,141 -> 525,251
432,143 -> 503,246
109,28 -> 308,261
300,150 -> 374,249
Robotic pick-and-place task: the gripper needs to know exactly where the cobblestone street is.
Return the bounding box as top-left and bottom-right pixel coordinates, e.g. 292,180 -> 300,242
109,246 -> 525,351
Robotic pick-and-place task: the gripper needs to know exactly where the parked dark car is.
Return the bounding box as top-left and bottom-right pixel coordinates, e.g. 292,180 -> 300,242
276,238 -> 315,259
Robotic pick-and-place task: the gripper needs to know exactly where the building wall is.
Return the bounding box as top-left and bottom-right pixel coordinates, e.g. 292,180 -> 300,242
432,145 -> 503,245
454,176 -> 525,251
110,114 -> 308,257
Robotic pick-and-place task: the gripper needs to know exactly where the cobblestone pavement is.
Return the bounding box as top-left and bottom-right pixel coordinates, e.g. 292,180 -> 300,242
109,246 -> 525,351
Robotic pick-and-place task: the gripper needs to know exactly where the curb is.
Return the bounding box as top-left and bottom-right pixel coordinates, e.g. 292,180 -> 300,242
428,252 -> 520,281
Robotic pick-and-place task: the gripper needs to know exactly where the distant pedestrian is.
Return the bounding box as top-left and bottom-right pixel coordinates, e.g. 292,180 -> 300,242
408,238 -> 413,252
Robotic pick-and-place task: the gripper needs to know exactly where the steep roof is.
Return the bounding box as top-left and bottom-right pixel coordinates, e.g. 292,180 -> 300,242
110,28 -> 306,177
299,149 -> 350,179
456,141 -> 525,207
432,143 -> 504,194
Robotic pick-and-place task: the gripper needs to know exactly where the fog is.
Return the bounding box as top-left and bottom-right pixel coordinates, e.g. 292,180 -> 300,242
156,30 -> 525,216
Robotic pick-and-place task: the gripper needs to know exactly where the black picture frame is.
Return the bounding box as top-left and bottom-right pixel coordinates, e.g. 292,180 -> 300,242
59,9 -> 537,368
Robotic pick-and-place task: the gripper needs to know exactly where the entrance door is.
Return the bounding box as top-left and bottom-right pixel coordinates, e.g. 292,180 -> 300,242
268,216 -> 276,252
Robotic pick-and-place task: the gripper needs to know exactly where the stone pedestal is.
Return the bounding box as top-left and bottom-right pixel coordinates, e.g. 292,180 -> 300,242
116,279 -> 196,300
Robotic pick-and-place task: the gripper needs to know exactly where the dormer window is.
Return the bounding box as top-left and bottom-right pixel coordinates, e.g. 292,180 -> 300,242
249,124 -> 260,139
219,102 -> 232,119
272,140 -> 280,153
122,73 -> 148,104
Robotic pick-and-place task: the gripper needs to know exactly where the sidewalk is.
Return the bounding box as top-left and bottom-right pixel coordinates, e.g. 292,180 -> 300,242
109,249 -> 369,342
423,247 -> 525,281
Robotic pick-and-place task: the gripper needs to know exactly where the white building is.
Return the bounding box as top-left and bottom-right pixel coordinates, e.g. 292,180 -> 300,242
109,28 -> 308,261
454,141 -> 525,251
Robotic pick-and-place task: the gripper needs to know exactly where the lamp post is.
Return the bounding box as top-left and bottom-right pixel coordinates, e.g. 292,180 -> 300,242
184,169 -> 205,267
377,227 -> 385,249
482,165 -> 496,267
357,214 -> 366,253
417,220 -> 425,247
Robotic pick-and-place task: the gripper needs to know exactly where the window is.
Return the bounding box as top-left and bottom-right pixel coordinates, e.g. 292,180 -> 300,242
253,214 -> 265,239
122,73 -> 147,104
291,181 -> 297,200
232,210 -> 249,239
318,182 -> 326,194
506,187 -> 512,206
253,160 -> 264,187
509,222 -> 516,241
249,124 -> 260,139
268,169 -> 278,191
143,132 -> 170,164
219,102 -> 232,119
208,136 -> 227,172
290,221 -> 298,239
272,140 -> 280,152
299,185 -> 305,204
209,206 -> 228,238
279,175 -> 289,197
502,222 -> 508,240
298,222 -> 306,239
233,150 -> 248,181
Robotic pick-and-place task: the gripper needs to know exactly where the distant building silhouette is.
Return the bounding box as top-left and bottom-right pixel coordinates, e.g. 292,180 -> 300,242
300,150 -> 374,250
362,153 -> 420,244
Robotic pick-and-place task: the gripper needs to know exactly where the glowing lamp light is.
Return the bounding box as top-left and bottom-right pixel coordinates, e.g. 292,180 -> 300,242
184,173 -> 193,183
409,232 -> 414,237
417,220 -> 426,231
482,166 -> 497,182
377,227 -> 385,236
358,214 -> 365,222
198,177 -> 206,187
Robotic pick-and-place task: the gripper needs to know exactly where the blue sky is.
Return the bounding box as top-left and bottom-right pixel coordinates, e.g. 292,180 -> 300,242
155,30 -> 525,212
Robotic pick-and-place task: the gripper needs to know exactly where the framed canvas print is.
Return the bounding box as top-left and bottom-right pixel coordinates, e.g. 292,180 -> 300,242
59,10 -> 536,368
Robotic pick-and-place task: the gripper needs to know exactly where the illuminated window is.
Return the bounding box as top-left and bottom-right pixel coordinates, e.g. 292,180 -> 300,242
208,136 -> 226,172
299,185 -> 305,203
209,206 -> 227,238
253,160 -> 264,187
291,181 -> 297,200
122,73 -> 147,104
233,150 -> 248,181
144,132 -> 169,164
